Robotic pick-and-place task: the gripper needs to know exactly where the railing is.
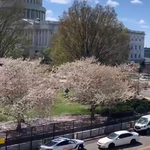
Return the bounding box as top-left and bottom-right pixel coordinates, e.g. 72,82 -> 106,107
0,112 -> 149,150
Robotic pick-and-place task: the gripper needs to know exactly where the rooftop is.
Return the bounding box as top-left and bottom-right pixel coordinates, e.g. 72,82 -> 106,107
52,137 -> 69,143
23,19 -> 59,25
128,29 -> 145,35
114,130 -> 130,135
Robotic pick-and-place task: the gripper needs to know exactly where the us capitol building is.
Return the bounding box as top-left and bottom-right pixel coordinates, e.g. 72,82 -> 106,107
8,0 -> 146,62
21,0 -> 59,57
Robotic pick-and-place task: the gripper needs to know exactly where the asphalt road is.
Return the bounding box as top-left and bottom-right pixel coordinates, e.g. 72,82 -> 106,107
84,135 -> 150,150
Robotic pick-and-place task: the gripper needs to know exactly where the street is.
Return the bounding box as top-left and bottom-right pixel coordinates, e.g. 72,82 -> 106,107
85,135 -> 150,150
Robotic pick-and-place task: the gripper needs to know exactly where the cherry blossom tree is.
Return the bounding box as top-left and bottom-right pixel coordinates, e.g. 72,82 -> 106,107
0,58 -> 57,130
54,58 -> 137,118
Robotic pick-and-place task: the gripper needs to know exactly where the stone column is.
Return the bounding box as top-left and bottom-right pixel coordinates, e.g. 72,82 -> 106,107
38,30 -> 40,46
45,30 -> 47,46
39,11 -> 40,19
47,30 -> 50,46
40,30 -> 41,46
42,30 -> 44,46
25,9 -> 27,19
39,11 -> 41,20
43,12 -> 44,20
32,30 -> 34,46
29,10 -> 31,19
44,12 -> 45,20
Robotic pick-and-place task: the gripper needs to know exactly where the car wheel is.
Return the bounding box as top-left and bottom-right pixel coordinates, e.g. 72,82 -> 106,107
78,144 -> 84,150
146,129 -> 150,135
108,143 -> 115,149
130,139 -> 136,145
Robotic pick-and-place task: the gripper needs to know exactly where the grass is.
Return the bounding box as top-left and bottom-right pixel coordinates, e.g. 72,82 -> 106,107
0,114 -> 9,122
51,91 -> 90,116
51,100 -> 90,116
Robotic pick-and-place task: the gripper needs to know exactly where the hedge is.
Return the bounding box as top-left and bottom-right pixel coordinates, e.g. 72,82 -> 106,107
99,98 -> 150,118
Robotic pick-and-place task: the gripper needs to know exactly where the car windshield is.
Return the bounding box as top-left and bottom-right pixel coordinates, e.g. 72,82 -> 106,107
137,117 -> 148,124
107,133 -> 118,139
44,141 -> 57,146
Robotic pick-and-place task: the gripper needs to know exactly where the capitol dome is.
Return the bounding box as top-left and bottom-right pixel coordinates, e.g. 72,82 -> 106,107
22,0 -> 46,21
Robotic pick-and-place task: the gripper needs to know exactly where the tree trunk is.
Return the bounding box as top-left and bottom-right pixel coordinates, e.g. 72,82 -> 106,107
16,122 -> 22,132
16,118 -> 25,132
90,106 -> 96,120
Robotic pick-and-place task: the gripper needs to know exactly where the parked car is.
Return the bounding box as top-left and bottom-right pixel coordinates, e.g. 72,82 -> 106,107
134,114 -> 150,134
141,73 -> 149,79
97,130 -> 139,149
40,137 -> 84,150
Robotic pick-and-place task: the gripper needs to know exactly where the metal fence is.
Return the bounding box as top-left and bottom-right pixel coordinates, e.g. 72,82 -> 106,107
0,113 -> 148,150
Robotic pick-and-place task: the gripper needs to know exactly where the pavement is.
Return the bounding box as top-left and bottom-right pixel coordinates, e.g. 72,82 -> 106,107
140,89 -> 150,99
84,135 -> 150,150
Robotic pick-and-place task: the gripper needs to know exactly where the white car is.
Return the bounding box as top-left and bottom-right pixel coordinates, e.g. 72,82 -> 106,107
40,137 -> 84,150
97,130 -> 139,149
134,115 -> 150,134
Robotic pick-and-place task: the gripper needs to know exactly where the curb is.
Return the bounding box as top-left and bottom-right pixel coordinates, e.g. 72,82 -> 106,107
84,135 -> 105,142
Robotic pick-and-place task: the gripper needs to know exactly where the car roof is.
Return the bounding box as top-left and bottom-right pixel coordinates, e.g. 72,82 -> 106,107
114,130 -> 130,135
141,115 -> 150,119
52,137 -> 70,143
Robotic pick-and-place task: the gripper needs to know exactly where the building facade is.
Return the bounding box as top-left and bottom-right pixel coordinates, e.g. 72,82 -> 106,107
22,0 -> 46,20
144,47 -> 150,58
128,30 -> 145,63
21,0 -> 59,57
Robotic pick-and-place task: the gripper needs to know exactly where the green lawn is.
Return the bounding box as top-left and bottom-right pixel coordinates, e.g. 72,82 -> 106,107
51,100 -> 90,115
0,114 -> 9,122
51,91 -> 90,115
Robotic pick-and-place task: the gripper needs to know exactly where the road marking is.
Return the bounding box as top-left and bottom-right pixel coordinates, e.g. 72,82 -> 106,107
137,145 -> 150,150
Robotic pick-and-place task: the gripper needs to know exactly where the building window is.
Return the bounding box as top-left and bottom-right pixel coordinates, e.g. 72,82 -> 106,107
135,45 -> 137,49
139,39 -> 141,41
130,54 -> 132,58
135,39 -> 137,41
139,54 -> 140,58
135,54 -> 137,58
139,46 -> 141,50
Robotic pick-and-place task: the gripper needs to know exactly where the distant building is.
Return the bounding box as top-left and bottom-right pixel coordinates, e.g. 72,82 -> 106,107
144,47 -> 150,58
128,30 -> 145,63
2,0 -> 59,57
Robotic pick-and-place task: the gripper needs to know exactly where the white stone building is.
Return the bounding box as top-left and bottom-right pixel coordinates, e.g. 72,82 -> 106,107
20,0 -> 59,57
128,30 -> 145,63
24,19 -> 59,56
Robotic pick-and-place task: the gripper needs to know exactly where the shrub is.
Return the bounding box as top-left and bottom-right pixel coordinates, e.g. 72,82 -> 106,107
135,105 -> 147,114
99,98 -> 150,118
109,106 -> 134,118
99,107 -> 110,116
100,106 -> 134,118
120,99 -> 150,112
